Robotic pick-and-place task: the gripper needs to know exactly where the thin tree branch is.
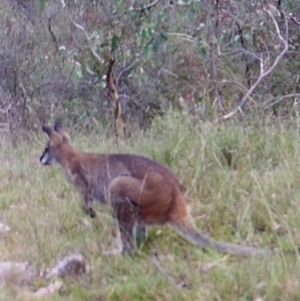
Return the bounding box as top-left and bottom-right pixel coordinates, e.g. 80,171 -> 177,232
214,8 -> 289,123
116,59 -> 140,89
235,21 -> 251,88
160,68 -> 202,94
48,13 -> 60,53
107,59 -> 125,141
220,80 -> 257,104
0,104 -> 12,115
263,94 -> 300,110
289,14 -> 300,27
69,20 -> 104,66
208,0 -> 224,113
210,50 -> 224,112
129,0 -> 161,12
58,0 -> 104,66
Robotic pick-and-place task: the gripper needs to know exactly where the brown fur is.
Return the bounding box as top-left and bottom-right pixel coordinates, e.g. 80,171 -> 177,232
40,125 -> 273,256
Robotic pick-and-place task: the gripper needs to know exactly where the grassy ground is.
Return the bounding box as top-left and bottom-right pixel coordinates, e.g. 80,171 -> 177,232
1,112 -> 300,300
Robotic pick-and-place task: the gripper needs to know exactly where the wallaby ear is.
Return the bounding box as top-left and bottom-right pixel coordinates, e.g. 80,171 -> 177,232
42,126 -> 53,138
42,125 -> 63,144
54,121 -> 62,132
54,123 -> 71,143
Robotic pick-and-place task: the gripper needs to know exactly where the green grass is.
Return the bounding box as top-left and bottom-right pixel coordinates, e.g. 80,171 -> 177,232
2,112 -> 300,300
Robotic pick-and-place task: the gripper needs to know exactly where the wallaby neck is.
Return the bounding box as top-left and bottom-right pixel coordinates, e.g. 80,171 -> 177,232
56,143 -> 80,168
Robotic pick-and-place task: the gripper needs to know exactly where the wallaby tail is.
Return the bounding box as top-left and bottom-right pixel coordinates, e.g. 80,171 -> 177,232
171,217 -> 273,256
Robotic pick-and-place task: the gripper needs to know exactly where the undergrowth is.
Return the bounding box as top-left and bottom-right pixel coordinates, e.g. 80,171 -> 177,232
1,111 -> 300,300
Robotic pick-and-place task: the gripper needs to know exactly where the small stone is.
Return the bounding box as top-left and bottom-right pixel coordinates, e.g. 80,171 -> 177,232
0,222 -> 10,233
33,280 -> 63,298
0,261 -> 35,284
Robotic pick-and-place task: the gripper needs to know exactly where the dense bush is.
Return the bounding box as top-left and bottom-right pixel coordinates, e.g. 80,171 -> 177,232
0,0 -> 299,137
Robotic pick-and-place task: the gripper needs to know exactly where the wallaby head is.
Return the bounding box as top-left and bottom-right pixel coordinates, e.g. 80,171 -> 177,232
40,124 -> 72,165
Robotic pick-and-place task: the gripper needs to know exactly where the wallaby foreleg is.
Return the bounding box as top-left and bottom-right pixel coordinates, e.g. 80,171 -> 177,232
74,175 -> 96,218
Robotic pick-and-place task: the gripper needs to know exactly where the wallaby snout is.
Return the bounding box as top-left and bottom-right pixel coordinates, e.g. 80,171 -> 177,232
40,148 -> 51,165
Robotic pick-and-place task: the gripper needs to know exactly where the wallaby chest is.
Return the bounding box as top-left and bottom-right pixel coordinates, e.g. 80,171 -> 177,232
75,155 -> 131,203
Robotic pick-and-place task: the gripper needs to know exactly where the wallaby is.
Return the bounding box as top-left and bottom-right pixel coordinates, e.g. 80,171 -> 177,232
40,124 -> 272,256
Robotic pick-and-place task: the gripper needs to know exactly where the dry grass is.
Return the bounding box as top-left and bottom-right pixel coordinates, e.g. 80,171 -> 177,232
1,112 -> 300,300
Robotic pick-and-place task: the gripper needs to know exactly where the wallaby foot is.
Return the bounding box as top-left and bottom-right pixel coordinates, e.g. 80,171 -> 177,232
87,206 -> 96,218
83,199 -> 96,218
83,205 -> 96,218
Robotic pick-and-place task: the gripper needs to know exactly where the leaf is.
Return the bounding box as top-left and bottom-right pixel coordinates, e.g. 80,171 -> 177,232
40,0 -> 46,12
141,28 -> 148,41
244,32 -> 252,41
210,35 -> 218,45
234,35 -> 239,42
143,41 -> 152,59
100,42 -> 110,48
111,35 -> 120,51
117,0 -> 126,12
198,40 -> 208,57
152,32 -> 167,53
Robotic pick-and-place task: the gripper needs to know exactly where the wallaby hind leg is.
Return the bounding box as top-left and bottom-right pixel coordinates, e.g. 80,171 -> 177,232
112,197 -> 137,254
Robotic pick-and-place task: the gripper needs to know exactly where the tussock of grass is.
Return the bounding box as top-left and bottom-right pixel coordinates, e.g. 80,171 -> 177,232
1,112 -> 300,300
